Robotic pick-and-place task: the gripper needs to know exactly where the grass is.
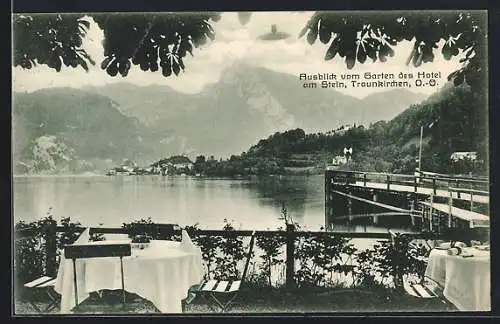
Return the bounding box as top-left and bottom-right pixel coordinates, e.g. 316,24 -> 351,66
14,285 -> 456,315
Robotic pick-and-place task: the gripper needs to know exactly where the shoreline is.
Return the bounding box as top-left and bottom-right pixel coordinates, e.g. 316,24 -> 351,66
13,173 -> 322,179
13,173 -> 104,178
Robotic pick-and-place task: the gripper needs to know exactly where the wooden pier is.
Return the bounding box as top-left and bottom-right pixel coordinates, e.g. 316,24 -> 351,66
325,169 -> 490,236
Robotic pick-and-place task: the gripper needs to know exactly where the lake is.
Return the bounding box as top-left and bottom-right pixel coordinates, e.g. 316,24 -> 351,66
13,174 -> 413,232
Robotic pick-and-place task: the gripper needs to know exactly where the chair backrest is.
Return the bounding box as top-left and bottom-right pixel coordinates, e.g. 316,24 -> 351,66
64,243 -> 131,259
240,231 -> 256,283
65,243 -> 132,307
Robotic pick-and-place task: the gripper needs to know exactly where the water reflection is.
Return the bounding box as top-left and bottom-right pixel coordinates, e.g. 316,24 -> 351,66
13,175 -> 405,233
235,175 -> 324,228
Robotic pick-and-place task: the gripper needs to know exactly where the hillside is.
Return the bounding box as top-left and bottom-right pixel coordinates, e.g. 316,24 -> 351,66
12,88 -> 179,174
188,83 -> 487,177
380,83 -> 488,174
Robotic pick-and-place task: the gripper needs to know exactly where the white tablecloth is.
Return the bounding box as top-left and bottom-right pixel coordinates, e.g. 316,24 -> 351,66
425,247 -> 490,311
54,237 -> 204,313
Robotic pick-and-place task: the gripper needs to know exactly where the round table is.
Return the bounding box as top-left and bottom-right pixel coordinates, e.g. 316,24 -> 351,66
54,240 -> 204,313
425,247 -> 490,311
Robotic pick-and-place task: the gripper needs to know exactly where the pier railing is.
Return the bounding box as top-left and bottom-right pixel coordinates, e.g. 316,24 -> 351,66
15,223 -> 448,291
325,169 -> 489,199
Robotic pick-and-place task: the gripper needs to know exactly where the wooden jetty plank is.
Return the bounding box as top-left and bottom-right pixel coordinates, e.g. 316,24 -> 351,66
420,202 -> 489,222
352,181 -> 489,204
331,190 -> 411,213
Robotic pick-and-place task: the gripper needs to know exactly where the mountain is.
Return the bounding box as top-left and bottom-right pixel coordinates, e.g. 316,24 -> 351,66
85,62 -> 428,157
360,89 -> 429,122
12,64 -> 430,174
12,88 -> 180,174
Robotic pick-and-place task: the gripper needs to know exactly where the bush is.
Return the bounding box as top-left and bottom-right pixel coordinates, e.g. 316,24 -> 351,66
14,210 -> 83,287
14,215 -> 430,293
294,233 -> 355,288
184,219 -> 247,281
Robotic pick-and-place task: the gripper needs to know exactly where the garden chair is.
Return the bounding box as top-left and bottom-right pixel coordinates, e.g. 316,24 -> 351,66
23,276 -> 60,313
403,275 -> 444,299
184,231 -> 256,313
64,243 -> 131,311
401,274 -> 454,310
19,227 -> 92,313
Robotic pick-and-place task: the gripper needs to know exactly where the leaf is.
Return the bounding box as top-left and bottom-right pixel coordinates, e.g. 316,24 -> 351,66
345,54 -> 356,69
205,29 -> 215,41
172,61 -> 181,76
307,26 -> 318,45
101,56 -> 113,70
453,71 -> 464,86
319,23 -> 332,44
324,37 -> 340,61
387,47 -> 395,57
150,61 -> 159,71
78,19 -> 90,30
161,61 -> 172,77
422,48 -> 434,63
357,47 -> 367,64
412,48 -> 423,67
79,51 -> 96,66
54,57 -> 62,72
118,60 -> 130,76
298,26 -> 309,39
106,60 -> 119,76
140,60 -> 150,71
210,13 -> 222,22
77,56 -> 88,71
441,44 -> 453,60
238,12 -> 252,26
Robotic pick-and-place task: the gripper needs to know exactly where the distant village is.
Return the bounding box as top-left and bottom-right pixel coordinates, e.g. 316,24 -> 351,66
106,155 -> 195,176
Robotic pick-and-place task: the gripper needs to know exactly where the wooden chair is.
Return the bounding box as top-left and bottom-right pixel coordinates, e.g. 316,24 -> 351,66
184,231 -> 256,313
23,276 -> 60,313
403,275 -> 444,299
401,274 -> 455,310
64,243 -> 131,311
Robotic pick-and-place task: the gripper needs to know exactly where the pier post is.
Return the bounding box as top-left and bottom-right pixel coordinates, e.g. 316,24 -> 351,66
285,224 -> 296,289
470,178 -> 474,211
429,194 -> 434,233
448,189 -> 453,228
348,190 -> 353,222
372,190 -> 378,224
408,194 -> 415,227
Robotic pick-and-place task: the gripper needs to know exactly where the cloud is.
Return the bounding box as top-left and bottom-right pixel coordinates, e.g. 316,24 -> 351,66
12,11 -> 465,98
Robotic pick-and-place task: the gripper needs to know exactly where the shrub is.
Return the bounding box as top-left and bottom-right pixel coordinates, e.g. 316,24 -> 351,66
14,214 -> 429,293
14,210 -> 82,287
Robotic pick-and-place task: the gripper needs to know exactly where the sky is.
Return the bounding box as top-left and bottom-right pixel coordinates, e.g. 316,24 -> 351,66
12,11 -> 467,99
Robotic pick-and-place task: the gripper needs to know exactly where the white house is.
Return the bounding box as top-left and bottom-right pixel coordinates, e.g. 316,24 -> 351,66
172,162 -> 194,170
450,151 -> 478,162
332,155 -> 348,166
